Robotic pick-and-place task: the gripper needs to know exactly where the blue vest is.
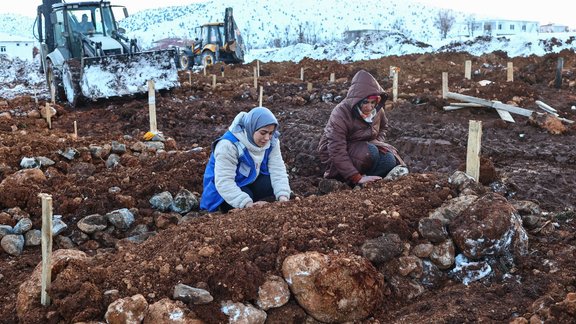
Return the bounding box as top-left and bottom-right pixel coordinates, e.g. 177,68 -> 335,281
200,131 -> 272,212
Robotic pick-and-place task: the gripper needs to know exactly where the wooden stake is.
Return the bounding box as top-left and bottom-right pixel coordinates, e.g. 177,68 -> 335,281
442,72 -> 448,99
300,67 -> 304,81
555,57 -> 564,89
203,65 -> 206,76
212,74 -> 216,88
148,80 -> 157,133
329,73 -> 335,83
221,65 -> 225,77
188,71 -> 191,86
45,103 -> 52,129
50,85 -> 55,105
392,70 -> 398,102
257,60 -> 260,77
259,86 -> 263,107
73,120 -> 78,139
39,193 -> 53,306
307,82 -> 313,91
389,66 -> 396,78
253,66 -> 257,88
465,60 -> 472,80
466,120 -> 482,182
507,62 -> 514,82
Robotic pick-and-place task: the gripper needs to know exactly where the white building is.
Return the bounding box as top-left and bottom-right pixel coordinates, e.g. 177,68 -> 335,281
540,24 -> 569,33
475,19 -> 540,36
0,32 -> 36,60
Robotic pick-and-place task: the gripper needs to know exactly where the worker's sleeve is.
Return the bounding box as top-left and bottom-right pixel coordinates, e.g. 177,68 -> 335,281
267,138 -> 291,199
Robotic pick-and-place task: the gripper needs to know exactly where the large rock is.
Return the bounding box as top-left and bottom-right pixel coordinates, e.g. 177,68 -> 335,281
144,298 -> 203,324
450,192 -> 528,260
282,251 -> 385,323
16,249 -> 88,321
105,294 -> 148,324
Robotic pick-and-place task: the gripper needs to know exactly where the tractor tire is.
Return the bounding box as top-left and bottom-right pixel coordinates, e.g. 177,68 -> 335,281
179,54 -> 191,70
201,51 -> 215,67
46,60 -> 65,103
62,60 -> 82,108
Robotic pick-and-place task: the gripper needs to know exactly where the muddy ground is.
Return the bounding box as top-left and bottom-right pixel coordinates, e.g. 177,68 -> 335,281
1,50 -> 576,323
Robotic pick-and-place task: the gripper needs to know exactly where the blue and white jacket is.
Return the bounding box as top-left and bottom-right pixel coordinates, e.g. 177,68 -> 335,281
200,113 -> 291,212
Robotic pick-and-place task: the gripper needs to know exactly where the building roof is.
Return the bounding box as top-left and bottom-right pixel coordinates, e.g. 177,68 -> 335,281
0,32 -> 34,42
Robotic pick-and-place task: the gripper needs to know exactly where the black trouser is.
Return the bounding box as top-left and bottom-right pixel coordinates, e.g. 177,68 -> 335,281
219,174 -> 274,213
367,143 -> 397,177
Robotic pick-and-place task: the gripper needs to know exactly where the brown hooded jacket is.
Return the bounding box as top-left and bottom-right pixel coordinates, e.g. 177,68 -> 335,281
318,70 -> 403,184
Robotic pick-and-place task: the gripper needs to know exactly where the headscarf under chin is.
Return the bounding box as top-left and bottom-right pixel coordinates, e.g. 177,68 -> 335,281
235,107 -> 279,146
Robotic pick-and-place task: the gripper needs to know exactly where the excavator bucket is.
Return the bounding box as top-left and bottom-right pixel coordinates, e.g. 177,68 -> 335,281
224,7 -> 245,63
80,49 -> 179,99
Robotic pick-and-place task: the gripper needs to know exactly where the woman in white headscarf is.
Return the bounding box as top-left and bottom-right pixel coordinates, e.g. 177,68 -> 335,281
200,107 -> 291,212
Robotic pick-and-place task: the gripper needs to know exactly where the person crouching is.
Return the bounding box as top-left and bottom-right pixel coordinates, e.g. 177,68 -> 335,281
200,106 -> 291,212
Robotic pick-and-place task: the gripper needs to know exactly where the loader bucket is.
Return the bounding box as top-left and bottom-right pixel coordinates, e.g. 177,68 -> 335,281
80,49 -> 179,99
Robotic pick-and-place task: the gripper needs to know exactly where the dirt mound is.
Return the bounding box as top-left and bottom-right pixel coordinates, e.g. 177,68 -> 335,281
1,51 -> 576,323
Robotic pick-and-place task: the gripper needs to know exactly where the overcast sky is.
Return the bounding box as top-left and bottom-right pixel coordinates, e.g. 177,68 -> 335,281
1,0 -> 572,27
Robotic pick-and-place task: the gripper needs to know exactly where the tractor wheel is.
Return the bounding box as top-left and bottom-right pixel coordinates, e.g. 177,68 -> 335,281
201,51 -> 215,67
46,60 -> 65,103
179,54 -> 191,70
62,60 -> 82,108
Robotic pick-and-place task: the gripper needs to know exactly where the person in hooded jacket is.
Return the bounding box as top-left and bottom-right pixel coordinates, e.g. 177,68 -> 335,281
318,69 -> 406,186
200,106 -> 291,212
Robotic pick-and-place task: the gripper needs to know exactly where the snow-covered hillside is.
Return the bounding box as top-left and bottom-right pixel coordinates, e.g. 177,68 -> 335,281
0,0 -> 575,65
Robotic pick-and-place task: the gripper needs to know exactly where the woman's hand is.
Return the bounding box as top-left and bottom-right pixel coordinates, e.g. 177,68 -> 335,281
358,175 -> 382,184
246,201 -> 269,208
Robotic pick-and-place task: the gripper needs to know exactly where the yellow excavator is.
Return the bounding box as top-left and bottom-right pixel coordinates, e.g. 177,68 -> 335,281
178,7 -> 245,69
35,0 -> 180,107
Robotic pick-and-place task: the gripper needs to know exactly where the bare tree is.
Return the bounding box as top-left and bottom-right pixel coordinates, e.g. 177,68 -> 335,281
298,24 -> 305,44
284,25 -> 291,46
434,9 -> 456,39
465,15 -> 476,37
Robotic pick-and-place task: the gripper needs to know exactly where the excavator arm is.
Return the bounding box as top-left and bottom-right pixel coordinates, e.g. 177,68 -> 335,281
223,7 -> 245,63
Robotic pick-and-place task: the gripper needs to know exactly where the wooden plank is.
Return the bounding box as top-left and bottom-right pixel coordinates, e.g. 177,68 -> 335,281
492,101 -> 515,123
466,120 -> 482,182
495,109 -> 515,123
446,92 -> 533,117
450,102 -> 484,107
443,106 -> 468,111
534,100 -> 558,115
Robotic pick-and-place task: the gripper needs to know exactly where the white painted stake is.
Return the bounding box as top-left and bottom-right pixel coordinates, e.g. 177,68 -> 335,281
465,60 -> 472,80
466,120 -> 482,182
257,60 -> 260,77
253,66 -> 257,88
329,73 -> 335,83
148,80 -> 157,133
39,193 -> 53,306
307,82 -> 313,91
45,102 -> 52,129
392,70 -> 398,102
73,120 -> 78,139
442,72 -> 448,99
507,62 -> 514,82
300,67 -> 304,81
212,74 -> 216,88
259,86 -> 263,107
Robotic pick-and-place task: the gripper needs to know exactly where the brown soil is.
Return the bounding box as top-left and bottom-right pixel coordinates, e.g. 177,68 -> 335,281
1,50 -> 576,323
